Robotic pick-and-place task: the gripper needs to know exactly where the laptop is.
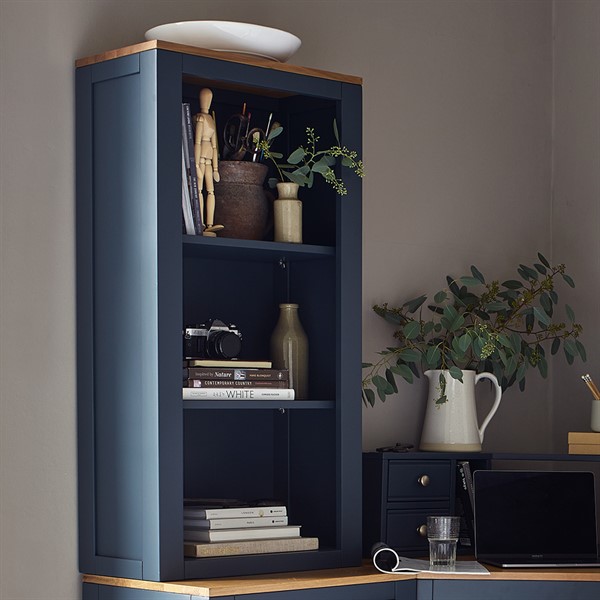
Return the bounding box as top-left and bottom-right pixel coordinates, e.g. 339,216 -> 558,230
473,470 -> 600,568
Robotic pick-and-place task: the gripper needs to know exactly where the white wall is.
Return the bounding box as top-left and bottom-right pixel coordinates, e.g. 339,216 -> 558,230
0,1 -> 597,598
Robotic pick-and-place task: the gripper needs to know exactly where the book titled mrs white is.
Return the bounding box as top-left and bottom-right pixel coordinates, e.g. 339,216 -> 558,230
183,387 -> 295,400
184,525 -> 301,542
184,515 -> 289,529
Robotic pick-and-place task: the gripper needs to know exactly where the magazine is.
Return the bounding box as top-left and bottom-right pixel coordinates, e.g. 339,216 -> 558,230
372,543 -> 489,575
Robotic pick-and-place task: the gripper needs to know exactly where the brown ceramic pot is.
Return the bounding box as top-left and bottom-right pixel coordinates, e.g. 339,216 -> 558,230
213,161 -> 269,240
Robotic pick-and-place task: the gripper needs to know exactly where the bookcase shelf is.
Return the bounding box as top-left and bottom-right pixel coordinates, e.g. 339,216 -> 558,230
183,235 -> 336,261
183,400 -> 335,410
76,43 -> 362,582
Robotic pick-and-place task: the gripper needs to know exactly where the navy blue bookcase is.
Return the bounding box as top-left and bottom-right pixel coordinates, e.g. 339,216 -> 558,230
76,43 -> 362,582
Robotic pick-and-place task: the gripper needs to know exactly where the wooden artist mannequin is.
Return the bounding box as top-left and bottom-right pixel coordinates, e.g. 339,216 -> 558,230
194,88 -> 223,236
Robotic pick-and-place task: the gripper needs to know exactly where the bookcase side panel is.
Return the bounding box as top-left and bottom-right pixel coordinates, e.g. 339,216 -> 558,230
142,49 -> 186,582
336,82 -> 363,564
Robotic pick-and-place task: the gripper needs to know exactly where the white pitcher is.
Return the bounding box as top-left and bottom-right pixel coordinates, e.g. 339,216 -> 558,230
419,369 -> 502,452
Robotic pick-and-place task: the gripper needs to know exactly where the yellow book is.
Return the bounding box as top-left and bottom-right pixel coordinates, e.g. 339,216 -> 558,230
568,443 -> 600,455
567,431 -> 600,445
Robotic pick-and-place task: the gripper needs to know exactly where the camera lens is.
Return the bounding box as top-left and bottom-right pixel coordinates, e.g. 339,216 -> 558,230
207,331 -> 242,359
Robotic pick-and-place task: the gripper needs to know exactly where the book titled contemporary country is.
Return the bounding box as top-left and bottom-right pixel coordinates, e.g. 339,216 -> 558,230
183,388 -> 295,400
184,505 -> 287,519
184,515 -> 289,529
184,379 -> 288,389
184,525 -> 301,543
184,536 -> 319,558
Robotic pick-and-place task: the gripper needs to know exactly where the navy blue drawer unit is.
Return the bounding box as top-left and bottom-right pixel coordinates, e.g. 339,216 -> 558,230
362,452 -> 491,557
76,43 -> 363,582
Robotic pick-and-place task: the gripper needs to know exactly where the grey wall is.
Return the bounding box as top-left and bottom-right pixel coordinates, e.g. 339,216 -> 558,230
1,1 -> 598,598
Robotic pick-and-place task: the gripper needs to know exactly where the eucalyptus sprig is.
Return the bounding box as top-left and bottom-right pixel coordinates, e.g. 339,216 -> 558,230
258,120 -> 364,195
362,253 -> 586,407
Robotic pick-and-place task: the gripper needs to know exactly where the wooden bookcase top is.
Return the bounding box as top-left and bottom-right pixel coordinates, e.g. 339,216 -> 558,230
75,40 -> 363,85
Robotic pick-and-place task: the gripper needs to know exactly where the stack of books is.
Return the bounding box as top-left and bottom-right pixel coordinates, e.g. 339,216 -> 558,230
183,503 -> 319,558
182,359 -> 295,400
568,431 -> 600,455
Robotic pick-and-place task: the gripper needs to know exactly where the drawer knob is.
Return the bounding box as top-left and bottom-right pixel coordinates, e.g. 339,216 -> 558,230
418,474 -> 430,487
417,524 -> 428,537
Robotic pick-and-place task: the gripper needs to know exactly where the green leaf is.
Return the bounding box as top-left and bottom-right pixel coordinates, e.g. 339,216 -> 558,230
403,295 -> 427,313
502,280 -> 523,290
533,306 -> 551,326
576,340 -> 587,362
562,273 -> 575,288
519,264 -> 539,280
362,362 -> 373,368
398,349 -> 421,364
423,321 -> 435,336
506,355 -> 518,378
458,333 -> 471,353
267,126 -> 283,140
473,337 -> 484,358
538,356 -> 548,378
385,368 -> 398,393
391,363 -> 414,383
563,338 -> 578,357
287,147 -> 306,164
433,290 -> 447,303
525,312 -> 534,332
403,321 -> 421,340
516,362 -> 528,382
534,263 -> 547,275
312,157 -> 333,174
538,252 -> 551,268
284,170 -> 310,185
485,301 -> 507,312
460,276 -> 481,286
363,387 -> 375,407
425,346 -> 441,369
549,290 -> 558,304
565,348 -> 575,365
448,366 -> 464,382
540,292 -> 553,316
373,374 -> 394,401
566,304 -> 575,322
471,265 -> 485,284
510,333 -> 522,354
551,337 -> 561,355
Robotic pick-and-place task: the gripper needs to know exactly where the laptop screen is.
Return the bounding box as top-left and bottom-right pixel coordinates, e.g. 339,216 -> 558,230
474,470 -> 598,560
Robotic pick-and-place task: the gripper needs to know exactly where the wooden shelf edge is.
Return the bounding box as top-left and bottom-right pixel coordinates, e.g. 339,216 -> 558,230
75,40 -> 362,85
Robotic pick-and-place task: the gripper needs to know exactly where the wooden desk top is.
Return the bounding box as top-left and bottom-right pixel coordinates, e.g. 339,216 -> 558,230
82,561 -> 600,597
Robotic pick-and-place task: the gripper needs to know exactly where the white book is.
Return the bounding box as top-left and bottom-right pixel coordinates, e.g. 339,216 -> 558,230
184,515 -> 288,529
184,525 -> 301,543
184,505 -> 287,519
183,387 -> 295,400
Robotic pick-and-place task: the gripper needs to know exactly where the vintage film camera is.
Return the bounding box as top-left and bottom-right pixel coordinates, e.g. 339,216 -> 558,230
183,319 -> 242,360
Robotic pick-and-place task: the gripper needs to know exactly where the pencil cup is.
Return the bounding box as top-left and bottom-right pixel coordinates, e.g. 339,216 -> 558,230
591,400 -> 600,432
427,516 -> 460,569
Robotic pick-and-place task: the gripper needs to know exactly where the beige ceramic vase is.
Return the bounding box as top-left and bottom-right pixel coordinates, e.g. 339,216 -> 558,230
274,182 -> 302,243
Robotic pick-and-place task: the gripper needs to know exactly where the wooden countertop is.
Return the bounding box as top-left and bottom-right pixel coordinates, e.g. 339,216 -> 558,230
82,561 -> 600,597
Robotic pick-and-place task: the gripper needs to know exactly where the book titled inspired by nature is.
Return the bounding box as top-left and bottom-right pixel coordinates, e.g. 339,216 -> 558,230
183,388 -> 295,400
183,367 -> 288,381
184,536 -> 319,558
184,525 -> 301,543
